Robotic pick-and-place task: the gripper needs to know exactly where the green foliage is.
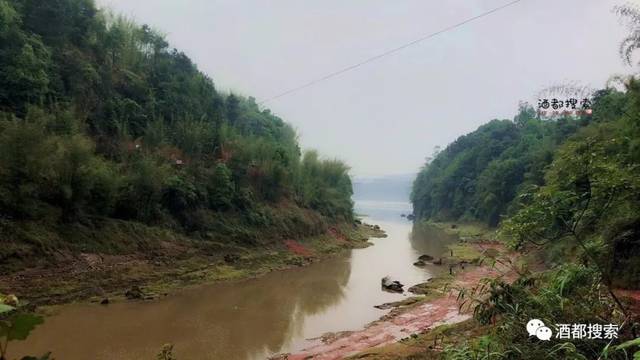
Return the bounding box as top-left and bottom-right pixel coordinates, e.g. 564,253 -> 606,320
502,82 -> 640,288
443,335 -> 506,360
438,83 -> 640,360
209,163 -> 234,210
0,112 -> 58,218
412,105 -> 584,226
0,0 -> 51,113
417,13 -> 640,359
0,306 -> 12,316
0,294 -> 47,360
0,0 -> 354,259
2,313 -> 43,341
448,265 -> 628,360
297,151 -> 354,220
611,337 -> 640,360
417,79 -> 640,360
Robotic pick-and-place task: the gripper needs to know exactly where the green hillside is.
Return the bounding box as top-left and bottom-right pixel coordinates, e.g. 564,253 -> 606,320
411,6 -> 640,356
0,0 -> 354,267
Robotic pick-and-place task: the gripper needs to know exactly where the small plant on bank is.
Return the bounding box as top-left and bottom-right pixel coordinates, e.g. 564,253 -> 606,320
0,294 -> 48,360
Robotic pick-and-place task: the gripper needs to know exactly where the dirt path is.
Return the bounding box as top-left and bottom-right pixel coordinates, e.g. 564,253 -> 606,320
282,243 -> 518,360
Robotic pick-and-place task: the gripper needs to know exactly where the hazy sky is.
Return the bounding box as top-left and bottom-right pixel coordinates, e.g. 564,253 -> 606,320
97,0 -> 634,176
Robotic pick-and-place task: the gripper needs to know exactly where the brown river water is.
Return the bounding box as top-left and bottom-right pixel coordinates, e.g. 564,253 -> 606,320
10,200 -> 455,360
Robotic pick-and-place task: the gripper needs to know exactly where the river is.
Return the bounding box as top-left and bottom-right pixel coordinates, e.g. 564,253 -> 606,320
11,200 -> 455,360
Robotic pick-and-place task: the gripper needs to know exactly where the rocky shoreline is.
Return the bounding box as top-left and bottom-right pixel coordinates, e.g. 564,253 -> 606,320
275,223 -> 519,360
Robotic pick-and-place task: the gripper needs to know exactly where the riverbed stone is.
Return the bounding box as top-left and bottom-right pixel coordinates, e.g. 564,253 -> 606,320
381,276 -> 404,292
418,254 -> 434,262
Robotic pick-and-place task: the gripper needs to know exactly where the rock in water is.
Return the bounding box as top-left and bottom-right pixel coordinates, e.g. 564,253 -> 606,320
381,276 -> 404,292
418,254 -> 434,262
413,260 -> 426,267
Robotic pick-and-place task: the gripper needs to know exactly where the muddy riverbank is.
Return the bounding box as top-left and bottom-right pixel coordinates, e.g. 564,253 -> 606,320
282,240 -> 520,360
8,201 -> 461,359
0,222 -> 385,307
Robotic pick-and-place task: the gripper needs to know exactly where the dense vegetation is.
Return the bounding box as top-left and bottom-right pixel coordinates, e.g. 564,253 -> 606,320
412,4 -> 640,359
438,82 -> 640,358
0,0 -> 354,266
411,106 -> 587,226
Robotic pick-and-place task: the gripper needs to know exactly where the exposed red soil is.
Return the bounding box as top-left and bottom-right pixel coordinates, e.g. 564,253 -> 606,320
328,227 -> 348,243
284,239 -> 314,257
282,243 -> 518,360
615,289 -> 640,316
616,289 -> 640,302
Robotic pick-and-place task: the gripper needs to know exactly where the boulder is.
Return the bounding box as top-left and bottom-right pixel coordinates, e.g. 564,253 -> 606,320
381,276 -> 404,293
100,298 -> 110,305
413,260 -> 426,267
418,254 -> 434,262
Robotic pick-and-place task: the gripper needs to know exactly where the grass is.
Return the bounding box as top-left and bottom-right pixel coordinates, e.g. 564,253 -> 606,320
407,275 -> 455,296
447,244 -> 483,263
425,221 -> 495,242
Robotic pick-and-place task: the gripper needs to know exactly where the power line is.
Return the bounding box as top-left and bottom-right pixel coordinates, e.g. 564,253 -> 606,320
258,0 -> 526,105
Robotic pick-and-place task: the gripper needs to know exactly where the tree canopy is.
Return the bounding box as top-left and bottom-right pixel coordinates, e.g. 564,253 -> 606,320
0,0 -> 354,261
411,105 -> 584,226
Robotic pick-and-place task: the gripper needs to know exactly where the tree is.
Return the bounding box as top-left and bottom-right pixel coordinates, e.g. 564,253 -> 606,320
225,93 -> 240,127
0,114 -> 57,218
501,121 -> 640,315
208,163 -> 234,210
0,0 -> 51,113
615,3 -> 640,65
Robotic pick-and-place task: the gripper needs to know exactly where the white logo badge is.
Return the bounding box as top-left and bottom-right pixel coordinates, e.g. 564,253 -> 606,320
527,319 -> 552,340
536,326 -> 553,341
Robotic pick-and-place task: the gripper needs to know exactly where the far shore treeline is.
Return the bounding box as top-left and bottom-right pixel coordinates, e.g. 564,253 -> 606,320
0,0 -> 354,267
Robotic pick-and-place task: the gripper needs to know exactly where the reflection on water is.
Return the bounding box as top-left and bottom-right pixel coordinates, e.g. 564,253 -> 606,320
11,201 -> 455,360
409,222 -> 458,261
12,257 -> 351,360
